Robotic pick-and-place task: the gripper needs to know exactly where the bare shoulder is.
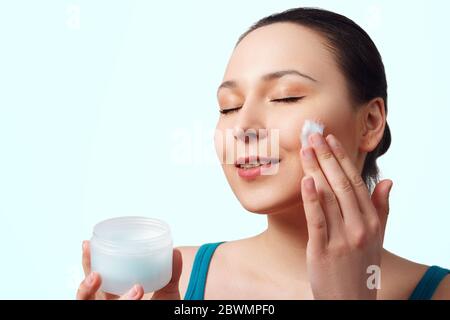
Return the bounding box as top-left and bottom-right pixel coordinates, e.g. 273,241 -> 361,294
431,272 -> 450,300
380,250 -> 449,299
142,245 -> 200,300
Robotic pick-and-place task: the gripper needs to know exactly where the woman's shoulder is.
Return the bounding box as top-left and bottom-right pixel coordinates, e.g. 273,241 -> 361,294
153,244 -> 450,300
381,250 -> 449,300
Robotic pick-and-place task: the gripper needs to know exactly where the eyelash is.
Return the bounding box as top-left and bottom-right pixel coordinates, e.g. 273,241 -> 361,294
219,97 -> 304,115
219,107 -> 241,115
272,97 -> 304,103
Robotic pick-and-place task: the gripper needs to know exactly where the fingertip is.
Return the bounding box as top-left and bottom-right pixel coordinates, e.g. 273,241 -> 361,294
134,284 -> 144,299
82,240 -> 90,253
122,284 -> 144,300
387,180 -> 393,193
88,272 -> 101,287
302,175 -> 315,193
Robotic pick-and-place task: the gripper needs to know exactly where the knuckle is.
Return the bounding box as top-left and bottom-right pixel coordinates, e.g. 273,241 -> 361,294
319,151 -> 334,161
334,148 -> 346,160
309,216 -> 326,231
368,218 -> 381,235
321,190 -> 337,204
350,173 -> 365,188
336,176 -> 353,193
351,228 -> 368,249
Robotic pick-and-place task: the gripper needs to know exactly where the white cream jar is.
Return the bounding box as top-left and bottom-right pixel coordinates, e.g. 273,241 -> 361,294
90,216 -> 173,295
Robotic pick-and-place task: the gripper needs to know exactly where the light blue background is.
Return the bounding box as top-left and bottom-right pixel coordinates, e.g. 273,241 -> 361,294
0,0 -> 448,299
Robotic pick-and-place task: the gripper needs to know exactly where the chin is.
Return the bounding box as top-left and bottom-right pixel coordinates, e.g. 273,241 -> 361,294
239,197 -> 279,214
222,162 -> 303,215
233,186 -> 301,215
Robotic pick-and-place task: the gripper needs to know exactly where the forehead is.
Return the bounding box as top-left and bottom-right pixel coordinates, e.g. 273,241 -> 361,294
224,22 -> 338,85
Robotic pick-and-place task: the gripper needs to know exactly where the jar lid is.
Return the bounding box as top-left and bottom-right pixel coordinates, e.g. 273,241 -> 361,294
91,216 -> 172,255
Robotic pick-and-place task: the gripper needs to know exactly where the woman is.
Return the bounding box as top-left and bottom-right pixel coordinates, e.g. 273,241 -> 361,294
76,7 -> 449,300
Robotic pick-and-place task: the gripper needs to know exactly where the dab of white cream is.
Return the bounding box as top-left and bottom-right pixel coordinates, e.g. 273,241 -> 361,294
301,119 -> 325,148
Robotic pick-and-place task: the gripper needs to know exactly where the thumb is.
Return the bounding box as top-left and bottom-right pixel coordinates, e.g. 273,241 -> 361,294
152,248 -> 182,300
371,179 -> 393,241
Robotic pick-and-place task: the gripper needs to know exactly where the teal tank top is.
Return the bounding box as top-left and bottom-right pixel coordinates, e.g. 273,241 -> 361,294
183,241 -> 449,300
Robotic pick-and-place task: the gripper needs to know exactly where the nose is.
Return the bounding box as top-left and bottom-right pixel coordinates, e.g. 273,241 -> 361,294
232,100 -> 268,143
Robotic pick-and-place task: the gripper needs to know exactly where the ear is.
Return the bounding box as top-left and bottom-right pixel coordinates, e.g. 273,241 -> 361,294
358,97 -> 386,153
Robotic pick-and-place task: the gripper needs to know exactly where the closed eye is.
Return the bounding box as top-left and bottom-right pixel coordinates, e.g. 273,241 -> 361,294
271,97 -> 304,103
219,96 -> 304,114
219,106 -> 241,114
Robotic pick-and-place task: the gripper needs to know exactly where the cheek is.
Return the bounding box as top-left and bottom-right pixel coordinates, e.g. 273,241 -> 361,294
280,125 -> 302,152
295,95 -> 356,148
214,122 -> 235,164
214,127 -> 224,162
271,113 -> 303,154
313,107 -> 358,159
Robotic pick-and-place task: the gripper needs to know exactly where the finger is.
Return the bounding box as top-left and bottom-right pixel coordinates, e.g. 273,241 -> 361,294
119,284 -> 144,300
76,272 -> 101,300
309,133 -> 363,226
301,175 -> 328,251
371,179 -> 393,242
301,145 -> 343,239
82,240 -> 91,277
325,134 -> 376,218
152,248 -> 182,300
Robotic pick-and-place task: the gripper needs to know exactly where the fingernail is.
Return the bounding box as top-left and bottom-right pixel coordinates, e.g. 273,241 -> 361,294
310,133 -> 324,146
127,285 -> 139,298
301,147 -> 314,160
326,134 -> 340,149
304,176 -> 315,191
86,272 -> 95,286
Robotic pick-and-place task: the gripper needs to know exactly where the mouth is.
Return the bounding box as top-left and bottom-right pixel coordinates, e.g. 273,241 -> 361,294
234,156 -> 281,180
234,156 -> 281,169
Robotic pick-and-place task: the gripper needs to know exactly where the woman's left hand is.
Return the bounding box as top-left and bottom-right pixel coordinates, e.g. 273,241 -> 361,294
300,132 -> 393,299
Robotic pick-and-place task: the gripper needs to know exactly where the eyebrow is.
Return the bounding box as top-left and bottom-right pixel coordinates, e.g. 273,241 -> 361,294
217,69 -> 318,94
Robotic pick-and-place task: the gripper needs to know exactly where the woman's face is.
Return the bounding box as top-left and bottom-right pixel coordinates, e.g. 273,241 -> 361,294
214,22 -> 364,214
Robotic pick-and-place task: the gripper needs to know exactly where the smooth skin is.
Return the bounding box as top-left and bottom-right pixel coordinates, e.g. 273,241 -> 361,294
77,21 -> 449,300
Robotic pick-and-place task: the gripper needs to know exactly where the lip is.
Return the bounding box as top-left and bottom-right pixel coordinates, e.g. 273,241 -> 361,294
234,156 -> 281,180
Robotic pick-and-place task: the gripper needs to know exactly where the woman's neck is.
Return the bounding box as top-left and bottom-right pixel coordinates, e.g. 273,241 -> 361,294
253,202 -> 310,279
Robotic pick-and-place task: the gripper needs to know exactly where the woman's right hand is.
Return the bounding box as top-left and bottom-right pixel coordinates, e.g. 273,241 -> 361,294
76,240 -> 183,300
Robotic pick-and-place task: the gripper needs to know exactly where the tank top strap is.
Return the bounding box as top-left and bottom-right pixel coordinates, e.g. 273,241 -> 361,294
184,241 -> 226,300
409,265 -> 449,300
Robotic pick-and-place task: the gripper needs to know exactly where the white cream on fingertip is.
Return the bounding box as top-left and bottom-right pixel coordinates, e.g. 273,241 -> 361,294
301,119 -> 325,148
